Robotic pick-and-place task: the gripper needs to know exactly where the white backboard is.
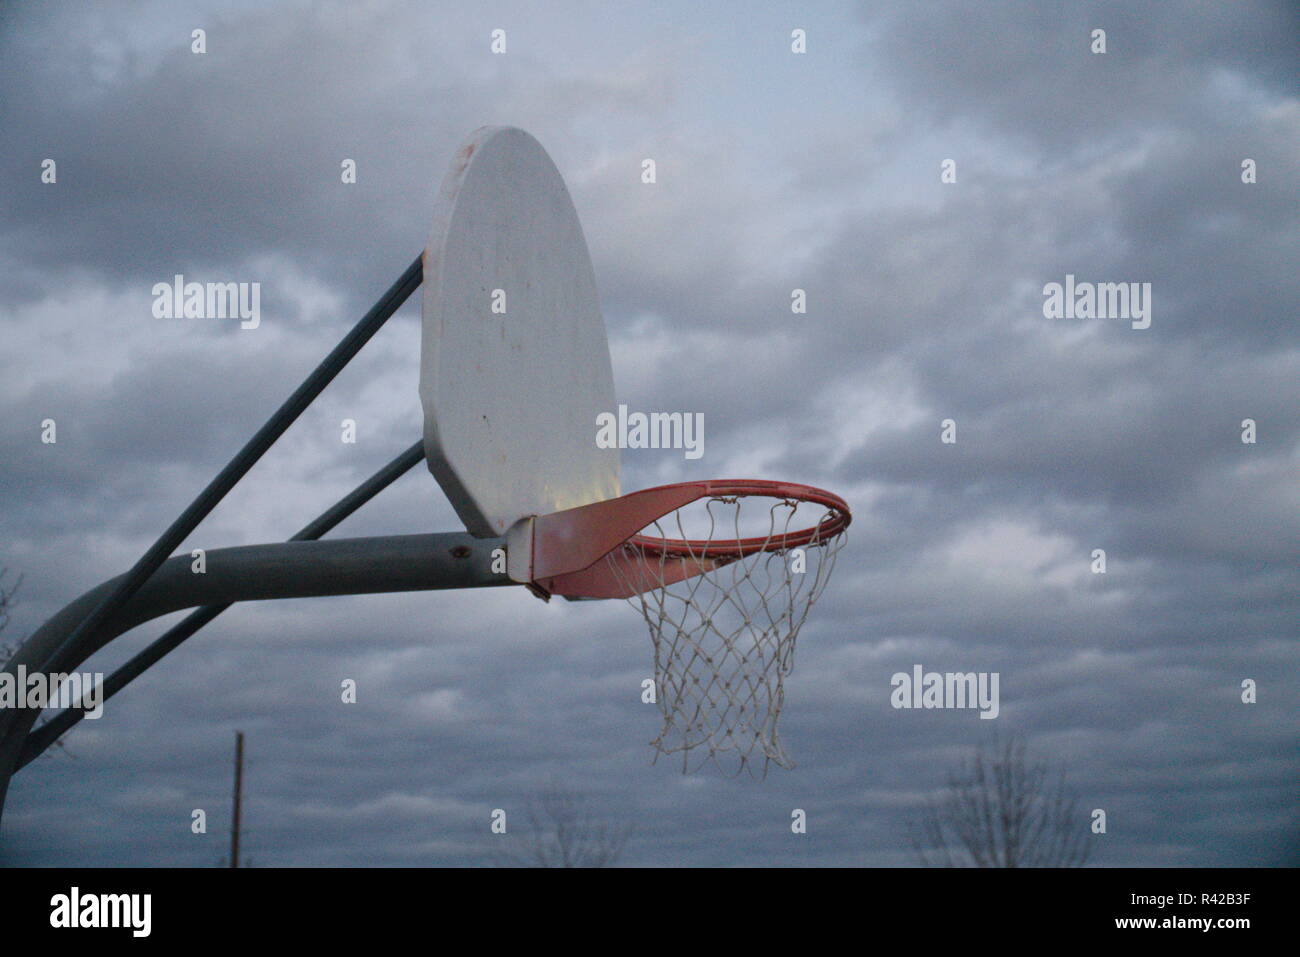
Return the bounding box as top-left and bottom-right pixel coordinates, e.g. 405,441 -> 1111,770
420,127 -> 620,537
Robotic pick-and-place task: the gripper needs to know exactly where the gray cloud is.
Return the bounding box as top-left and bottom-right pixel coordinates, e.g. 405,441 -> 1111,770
0,0 -> 1295,866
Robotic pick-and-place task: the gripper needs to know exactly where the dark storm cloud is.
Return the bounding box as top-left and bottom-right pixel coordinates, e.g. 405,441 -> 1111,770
859,0 -> 1299,150
0,0 -> 671,314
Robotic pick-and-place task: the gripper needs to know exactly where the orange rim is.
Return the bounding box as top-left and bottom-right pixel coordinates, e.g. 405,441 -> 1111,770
619,480 -> 851,559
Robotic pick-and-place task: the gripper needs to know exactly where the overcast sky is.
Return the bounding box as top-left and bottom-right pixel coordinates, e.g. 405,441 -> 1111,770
1,0 -> 1296,866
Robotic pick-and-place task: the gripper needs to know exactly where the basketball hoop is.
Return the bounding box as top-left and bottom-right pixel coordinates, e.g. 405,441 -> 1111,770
507,480 -> 851,773
0,124 -> 853,837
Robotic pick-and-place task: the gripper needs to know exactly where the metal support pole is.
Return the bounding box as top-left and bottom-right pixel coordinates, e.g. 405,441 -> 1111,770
37,256 -> 422,682
230,731 -> 244,869
0,532 -> 510,825
18,440 -> 426,768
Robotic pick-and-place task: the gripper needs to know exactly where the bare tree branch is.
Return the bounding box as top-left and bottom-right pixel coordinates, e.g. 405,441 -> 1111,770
911,735 -> 1091,868
1,567 -> 73,759
490,785 -> 631,868
0,568 -> 24,658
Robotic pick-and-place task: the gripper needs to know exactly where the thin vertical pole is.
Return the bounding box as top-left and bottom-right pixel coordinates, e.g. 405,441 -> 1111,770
230,731 -> 244,869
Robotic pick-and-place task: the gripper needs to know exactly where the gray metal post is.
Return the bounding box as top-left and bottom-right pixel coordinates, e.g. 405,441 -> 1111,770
230,731 -> 244,869
19,440 -> 427,768
37,258 -> 422,683
0,532 -> 511,826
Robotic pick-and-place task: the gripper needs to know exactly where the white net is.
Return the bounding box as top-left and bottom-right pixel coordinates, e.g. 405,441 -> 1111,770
606,495 -> 847,775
